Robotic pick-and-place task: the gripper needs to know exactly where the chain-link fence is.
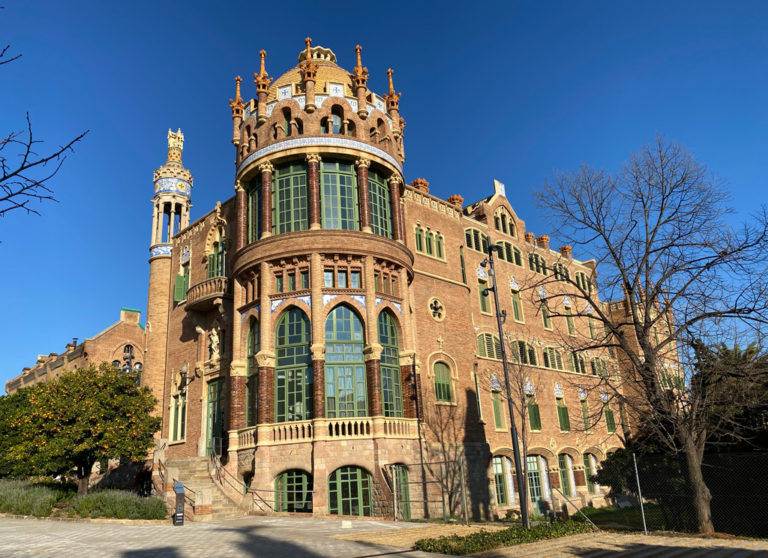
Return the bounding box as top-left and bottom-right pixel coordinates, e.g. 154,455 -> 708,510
584,452 -> 768,537
384,460 -> 469,522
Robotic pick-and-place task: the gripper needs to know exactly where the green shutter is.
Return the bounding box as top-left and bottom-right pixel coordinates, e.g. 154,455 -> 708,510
492,392 -> 504,429
528,403 -> 542,430
558,405 -> 571,431
174,274 -> 186,302
605,409 -> 616,432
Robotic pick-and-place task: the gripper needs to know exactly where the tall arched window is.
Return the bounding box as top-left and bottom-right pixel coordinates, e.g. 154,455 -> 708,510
414,226 -> 423,251
368,168 -> 392,238
331,106 -> 343,134
527,455 -> 551,513
321,160 -> 359,231
328,466 -> 372,516
246,319 -> 259,427
425,231 -> 434,255
275,308 -> 312,422
282,108 -> 292,137
433,361 -> 452,402
207,228 -> 226,277
273,161 -> 308,234
247,175 -> 261,243
325,305 -> 367,418
558,454 -> 575,498
378,311 -> 402,417
477,333 -> 502,360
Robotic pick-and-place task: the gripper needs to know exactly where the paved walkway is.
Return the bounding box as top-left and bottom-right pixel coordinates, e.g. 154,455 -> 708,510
2,515 -> 768,557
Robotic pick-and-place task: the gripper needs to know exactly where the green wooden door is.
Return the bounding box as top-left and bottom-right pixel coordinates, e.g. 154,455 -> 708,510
207,378 -> 225,455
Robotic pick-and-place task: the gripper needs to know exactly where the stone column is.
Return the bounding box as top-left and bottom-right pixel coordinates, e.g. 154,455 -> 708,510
356,158 -> 371,233
259,162 -> 274,238
307,154 -> 321,230
388,176 -> 404,242
228,364 -> 246,432
305,79 -> 316,113
235,181 -> 246,251
365,348 -> 383,417
310,253 -> 324,418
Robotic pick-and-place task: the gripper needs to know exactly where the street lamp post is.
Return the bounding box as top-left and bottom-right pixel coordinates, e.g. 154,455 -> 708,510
481,242 -> 530,528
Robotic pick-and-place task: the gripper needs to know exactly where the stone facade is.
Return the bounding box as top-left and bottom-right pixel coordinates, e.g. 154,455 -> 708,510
145,41 -> 625,520
6,308 -> 145,394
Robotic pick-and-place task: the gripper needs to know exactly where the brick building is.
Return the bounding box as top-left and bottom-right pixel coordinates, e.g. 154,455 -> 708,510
6,308 -> 145,395
146,40 -> 624,520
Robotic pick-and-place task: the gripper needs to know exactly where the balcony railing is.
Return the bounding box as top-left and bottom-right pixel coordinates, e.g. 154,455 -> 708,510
236,417 -> 418,449
186,276 -> 230,311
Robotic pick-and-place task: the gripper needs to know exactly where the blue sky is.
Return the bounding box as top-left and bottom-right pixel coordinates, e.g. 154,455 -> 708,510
2,1 -> 767,387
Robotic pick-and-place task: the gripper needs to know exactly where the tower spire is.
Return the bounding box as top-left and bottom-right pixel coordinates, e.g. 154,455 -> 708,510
167,128 -> 184,165
229,76 -> 244,145
351,45 -> 369,119
254,50 -> 272,91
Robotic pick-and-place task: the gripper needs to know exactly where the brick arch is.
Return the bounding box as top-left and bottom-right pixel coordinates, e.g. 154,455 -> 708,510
526,446 -> 556,460
321,296 -> 366,326
426,351 -> 458,379
582,446 -> 605,461
375,305 -> 404,344
272,300 -> 311,328
239,312 -> 260,359
555,445 -> 582,461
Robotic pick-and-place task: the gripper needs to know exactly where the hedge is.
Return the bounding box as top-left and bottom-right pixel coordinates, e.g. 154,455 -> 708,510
413,520 -> 595,555
73,490 -> 166,519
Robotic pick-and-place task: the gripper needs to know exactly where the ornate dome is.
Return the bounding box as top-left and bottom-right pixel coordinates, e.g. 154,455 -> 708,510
267,46 -> 355,102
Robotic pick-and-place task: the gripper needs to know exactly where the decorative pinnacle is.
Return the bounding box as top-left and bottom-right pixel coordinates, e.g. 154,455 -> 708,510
384,68 -> 401,108
254,50 -> 273,91
229,76 -> 244,117
351,44 -> 369,84
167,128 -> 184,164
302,37 -> 318,80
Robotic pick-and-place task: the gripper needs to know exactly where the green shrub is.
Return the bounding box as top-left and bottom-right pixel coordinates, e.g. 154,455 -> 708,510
0,479 -> 74,517
413,520 -> 595,555
73,490 -> 166,520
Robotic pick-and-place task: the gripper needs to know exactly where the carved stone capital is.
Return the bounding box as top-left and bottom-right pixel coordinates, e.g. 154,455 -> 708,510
230,359 -> 247,377
305,153 -> 322,164
363,343 -> 383,361
388,174 -> 403,186
257,162 -> 274,174
311,343 -> 326,361
234,180 -> 244,193
355,158 -> 370,169
255,350 -> 275,368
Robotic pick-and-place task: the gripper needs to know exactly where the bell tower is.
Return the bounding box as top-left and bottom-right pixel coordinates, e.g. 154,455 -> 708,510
145,129 -> 193,412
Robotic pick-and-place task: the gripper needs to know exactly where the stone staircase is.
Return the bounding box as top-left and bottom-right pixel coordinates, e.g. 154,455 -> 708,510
165,456 -> 246,521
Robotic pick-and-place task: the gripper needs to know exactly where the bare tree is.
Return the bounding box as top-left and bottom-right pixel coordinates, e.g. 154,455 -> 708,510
1,40 -> 88,219
534,136 -> 768,534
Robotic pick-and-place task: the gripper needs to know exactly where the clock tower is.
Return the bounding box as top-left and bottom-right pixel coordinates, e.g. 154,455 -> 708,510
144,129 -> 193,411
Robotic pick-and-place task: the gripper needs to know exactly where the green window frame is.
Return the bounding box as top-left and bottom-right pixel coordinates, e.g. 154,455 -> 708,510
275,469 -> 312,513
558,454 -> 572,497
425,231 -> 434,255
583,454 -> 596,494
325,305 -> 367,418
328,466 -> 372,516
565,306 -> 575,336
478,334 -> 502,360
557,398 -> 571,431
207,233 -> 226,278
527,394 -> 542,430
435,234 -> 444,259
605,408 -> 616,432
246,320 -> 259,427
473,366 -> 484,421
393,465 -> 411,520
459,246 -> 467,284
543,347 -> 563,370
581,399 -> 590,431
275,308 -> 312,422
273,162 -> 308,234
414,227 -> 423,252
349,270 -> 361,289
478,279 -> 489,313
247,176 -> 261,243
170,391 -> 187,441
588,317 -> 597,340
511,289 -> 523,322
527,455 -> 543,503
174,262 -> 190,303
433,361 -> 452,402
368,169 -> 392,238
300,270 -> 310,289
493,456 -> 507,505
491,391 -> 504,429
510,340 -> 537,365
529,253 -> 547,275
378,311 -> 403,418
321,160 -> 359,231
541,302 -> 552,329
570,352 -> 587,374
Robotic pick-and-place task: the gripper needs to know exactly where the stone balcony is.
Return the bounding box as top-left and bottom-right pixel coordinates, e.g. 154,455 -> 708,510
236,416 -> 419,450
186,276 -> 231,311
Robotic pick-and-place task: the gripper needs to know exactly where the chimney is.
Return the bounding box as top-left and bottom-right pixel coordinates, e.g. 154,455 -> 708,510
447,194 -> 464,207
559,245 -> 572,259
524,232 -> 535,244
536,235 -> 550,250
410,178 -> 429,193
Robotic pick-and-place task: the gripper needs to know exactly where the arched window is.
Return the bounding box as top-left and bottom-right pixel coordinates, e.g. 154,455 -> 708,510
247,175 -> 261,243
529,253 -> 547,275
275,469 -> 312,512
493,455 -> 516,506
553,263 -> 569,282
321,116 -> 330,134
328,466 -> 372,516
591,357 -> 608,377
368,169 -> 392,238
575,271 -> 592,294
325,305 -> 366,418
294,118 -> 304,135
541,302 -> 552,329
414,227 -> 423,252
376,118 -> 386,139
477,333 -> 502,360
465,228 -> 488,253
392,464 -> 411,519
111,360 -> 120,369
347,120 -> 355,137
433,361 -> 452,402
331,106 -> 343,134
570,352 -> 587,374
275,308 -> 312,422
527,455 -> 551,511
321,160 -> 358,230
435,234 -> 444,259
207,228 -> 226,277
510,289 -> 524,322
510,340 -> 537,365
282,108 -> 292,137
425,231 -> 434,255
378,311 -> 403,417
494,209 -> 516,237
543,347 -> 563,370
273,161 -> 308,234
246,319 -> 259,427
583,453 -> 599,495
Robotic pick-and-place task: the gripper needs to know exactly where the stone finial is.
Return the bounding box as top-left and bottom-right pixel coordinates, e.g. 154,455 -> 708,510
229,76 -> 244,118
254,50 -> 273,92
536,235 -> 550,250
384,68 -> 401,110
524,232 -> 535,244
447,194 -> 464,207
167,128 -> 184,164
559,245 -> 572,258
302,37 -> 318,80
411,178 -> 429,193
351,44 -> 369,86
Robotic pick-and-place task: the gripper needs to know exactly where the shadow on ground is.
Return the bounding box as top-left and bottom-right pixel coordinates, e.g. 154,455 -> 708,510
566,542 -> 768,556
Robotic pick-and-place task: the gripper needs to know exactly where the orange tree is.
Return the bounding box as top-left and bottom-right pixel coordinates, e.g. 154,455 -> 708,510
7,363 -> 160,494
